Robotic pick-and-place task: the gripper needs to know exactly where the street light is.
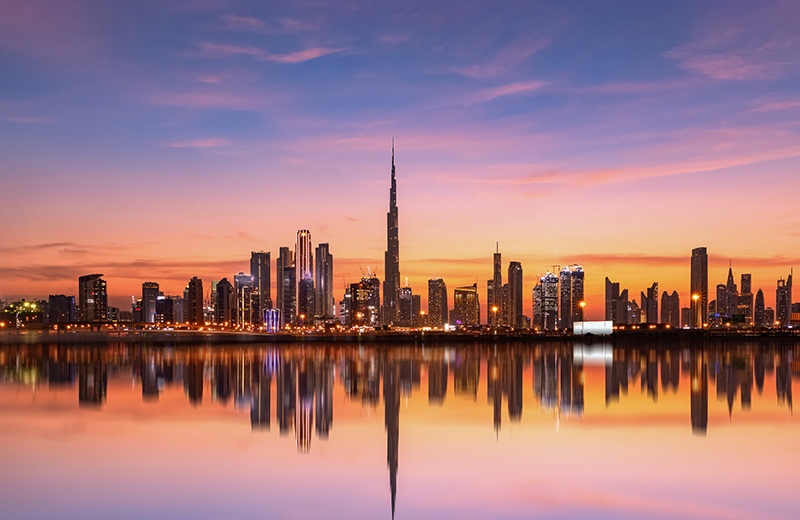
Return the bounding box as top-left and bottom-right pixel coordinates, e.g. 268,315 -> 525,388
491,306 -> 499,329
579,301 -> 586,321
692,293 -> 700,329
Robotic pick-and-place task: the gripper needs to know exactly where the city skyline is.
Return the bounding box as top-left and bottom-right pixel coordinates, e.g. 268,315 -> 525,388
2,1 -> 800,321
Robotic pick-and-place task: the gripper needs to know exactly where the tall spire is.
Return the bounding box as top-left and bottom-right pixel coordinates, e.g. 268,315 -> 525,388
384,139 -> 400,325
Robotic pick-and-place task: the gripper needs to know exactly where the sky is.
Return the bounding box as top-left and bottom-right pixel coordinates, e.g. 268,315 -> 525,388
1,0 -> 799,319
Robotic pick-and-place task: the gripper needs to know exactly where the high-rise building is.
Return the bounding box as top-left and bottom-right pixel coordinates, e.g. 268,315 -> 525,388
184,277 -> 203,325
690,247 -> 708,328
277,247 -> 296,327
398,285 -> 413,327
559,265 -> 584,329
776,272 -> 793,326
141,281 -> 160,324
539,272 -> 559,331
641,282 -> 658,323
451,283 -> 480,326
78,274 -> 107,322
250,251 -> 271,326
215,277 -> 234,325
383,142 -> 401,326
605,277 -> 619,323
754,289 -> 766,327
48,294 -> 76,324
234,272 -> 254,327
489,247 -> 502,326
507,261 -> 523,329
297,278 -> 315,324
295,230 -> 313,307
427,278 -> 448,328
315,243 -> 334,318
348,276 -> 380,327
660,291 -> 680,328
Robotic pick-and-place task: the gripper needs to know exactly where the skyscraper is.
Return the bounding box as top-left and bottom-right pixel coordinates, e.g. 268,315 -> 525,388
184,276 -> 203,325
451,283 -> 480,326
641,282 -> 658,323
776,272 -> 793,326
427,278 -> 448,328
559,265 -> 584,330
507,261 -> 523,329
250,251 -> 271,325
277,247 -> 296,327
540,272 -> 559,331
755,289 -> 766,327
78,274 -> 107,322
398,285 -> 413,327
141,281 -> 160,324
296,230 -> 313,306
690,247 -> 708,328
660,290 -> 680,328
315,243 -> 334,318
215,277 -> 234,325
383,142 -> 400,326
234,272 -> 254,328
489,246 -> 502,326
48,294 -> 76,323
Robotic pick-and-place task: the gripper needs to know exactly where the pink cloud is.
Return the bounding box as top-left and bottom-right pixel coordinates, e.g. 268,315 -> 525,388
146,90 -> 269,110
221,14 -> 265,32
751,99 -> 800,112
469,80 -> 548,103
265,46 -> 345,64
195,41 -> 345,63
166,138 -> 231,148
277,18 -> 319,33
3,116 -> 57,124
450,39 -> 549,79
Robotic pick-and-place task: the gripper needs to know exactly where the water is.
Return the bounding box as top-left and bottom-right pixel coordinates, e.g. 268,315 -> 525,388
0,341 -> 797,519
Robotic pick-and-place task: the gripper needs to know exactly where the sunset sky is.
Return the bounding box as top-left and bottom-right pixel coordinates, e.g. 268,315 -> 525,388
1,0 -> 799,319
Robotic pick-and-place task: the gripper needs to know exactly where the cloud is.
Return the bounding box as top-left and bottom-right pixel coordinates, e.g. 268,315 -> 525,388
449,39 -> 549,79
195,41 -> 345,63
276,18 -> 319,33
221,14 -> 265,32
664,31 -> 800,80
3,116 -> 57,123
468,80 -> 547,103
166,138 -> 231,148
750,99 -> 800,112
0,242 -> 125,255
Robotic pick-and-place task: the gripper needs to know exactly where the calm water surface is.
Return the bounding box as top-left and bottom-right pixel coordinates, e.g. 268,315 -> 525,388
0,341 -> 797,519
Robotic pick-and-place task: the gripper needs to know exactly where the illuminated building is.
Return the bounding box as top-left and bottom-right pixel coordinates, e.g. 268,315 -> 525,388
690,247 -> 708,328
215,277 -> 234,325
78,273 -> 107,322
540,272 -> 559,331
507,261 -> 523,329
154,296 -> 174,323
315,243 -> 334,318
48,294 -> 76,323
234,272 -> 255,327
184,277 -> 203,325
383,142 -> 401,326
451,283 -> 479,326
411,294 -> 421,327
250,251 -> 271,326
489,246 -> 502,326
295,230 -> 313,315
141,281 -> 160,324
427,278 -> 448,328
277,247 -> 296,327
532,284 -> 542,330
559,265 -> 584,329
297,278 -> 315,324
398,285 -> 413,327
776,272 -> 793,326
348,276 -> 380,327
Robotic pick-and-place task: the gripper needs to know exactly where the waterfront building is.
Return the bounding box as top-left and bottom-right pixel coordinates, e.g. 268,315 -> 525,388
489,246 -> 502,326
690,247 -> 708,328
398,285 -> 413,327
508,261 -> 523,329
277,247 -> 296,327
754,289 -> 765,327
296,230 -> 313,312
540,272 -> 559,331
383,142 -> 401,326
234,272 -> 255,327
451,283 -> 480,326
559,265 -> 584,330
315,243 -> 334,318
776,272 -> 793,326
427,278 -> 448,328
78,274 -> 107,322
660,291 -> 680,328
215,277 -> 234,325
250,251 -> 271,326
641,282 -> 658,322
184,277 -> 203,325
141,281 -> 160,324
48,294 -> 76,324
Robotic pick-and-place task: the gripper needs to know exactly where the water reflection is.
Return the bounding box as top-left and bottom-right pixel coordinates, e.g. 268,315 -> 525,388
0,341 -> 797,518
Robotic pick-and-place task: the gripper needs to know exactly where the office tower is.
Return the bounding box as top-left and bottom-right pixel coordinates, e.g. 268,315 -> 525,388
295,230 -> 313,306
398,285 -> 413,327
427,278 -> 448,328
215,277 -> 234,325
558,265 -> 584,329
776,272 -> 793,326
640,282 -> 658,322
660,291 -> 680,328
154,296 -> 173,323
539,272 -> 559,331
741,274 -> 751,295
234,272 -> 254,327
315,243 -> 334,318
489,245 -> 502,326
532,285 -> 542,330
500,283 -> 509,326
383,142 -> 401,326
681,307 -> 690,328
348,276 -> 381,327
738,273 -> 754,326
277,247 -> 296,326
411,294 -> 421,327
508,261 -> 523,329
690,247 -> 708,328
754,289 -> 766,327
605,277 -> 619,322
297,278 -> 315,323
184,277 -> 203,325
78,274 -> 107,322
250,251 -> 271,326
451,283 -> 480,326
141,281 -> 160,323
48,295 -> 76,323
